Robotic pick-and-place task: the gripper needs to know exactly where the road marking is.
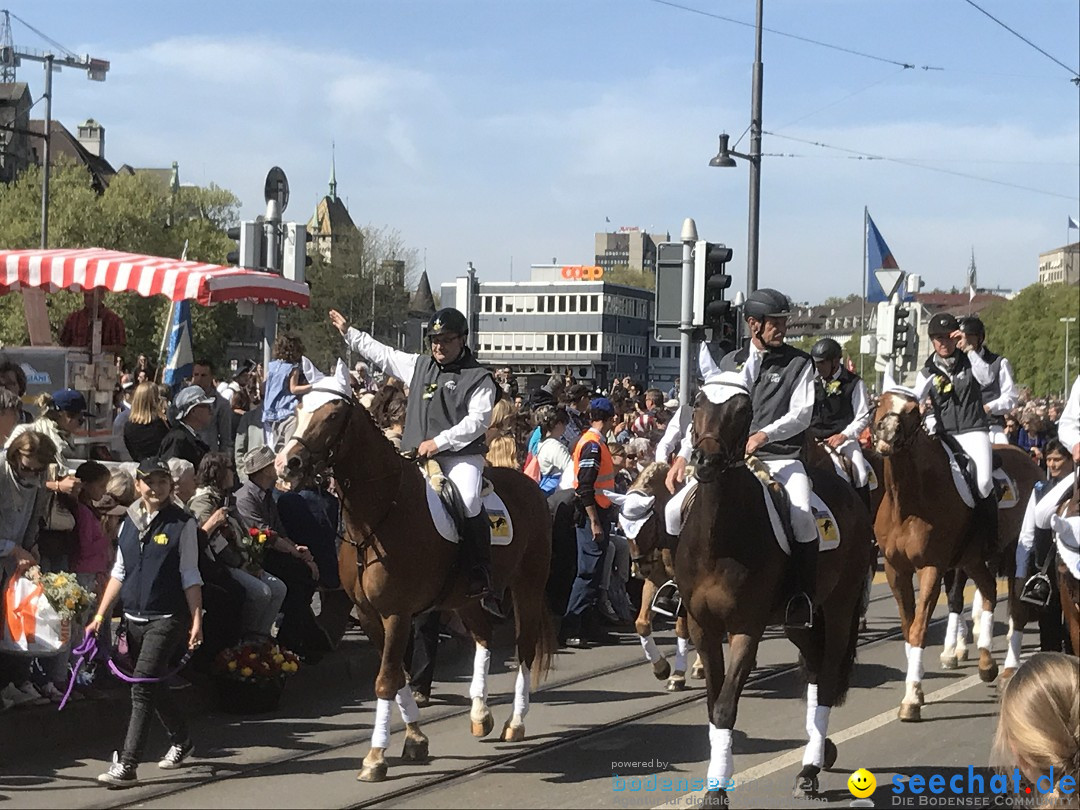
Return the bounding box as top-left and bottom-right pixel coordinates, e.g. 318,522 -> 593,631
651,673 -> 983,808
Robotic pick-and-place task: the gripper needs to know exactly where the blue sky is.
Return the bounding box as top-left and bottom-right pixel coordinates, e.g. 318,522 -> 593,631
20,0 -> 1080,302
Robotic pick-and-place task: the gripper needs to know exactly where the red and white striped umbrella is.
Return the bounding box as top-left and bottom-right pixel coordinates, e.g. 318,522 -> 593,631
0,247 -> 310,307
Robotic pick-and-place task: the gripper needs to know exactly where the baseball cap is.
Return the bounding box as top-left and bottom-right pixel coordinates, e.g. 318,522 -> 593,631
927,313 -> 960,337
174,385 -> 216,419
590,397 -> 615,417
136,457 -> 171,480
51,389 -> 88,414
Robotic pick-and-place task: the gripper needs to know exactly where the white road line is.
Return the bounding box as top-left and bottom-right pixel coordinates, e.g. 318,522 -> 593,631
651,673 -> 983,808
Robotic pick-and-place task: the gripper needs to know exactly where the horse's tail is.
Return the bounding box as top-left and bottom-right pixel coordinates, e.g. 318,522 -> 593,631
832,605 -> 861,707
529,601 -> 558,689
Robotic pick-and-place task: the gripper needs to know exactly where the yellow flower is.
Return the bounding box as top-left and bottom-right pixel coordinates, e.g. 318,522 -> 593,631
273,654 -> 285,664
54,575 -> 68,587
240,666 -> 253,677
227,660 -> 237,671
64,598 -> 75,609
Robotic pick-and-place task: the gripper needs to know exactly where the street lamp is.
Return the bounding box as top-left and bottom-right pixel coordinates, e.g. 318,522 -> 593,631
1060,316 -> 1077,396
708,0 -> 764,299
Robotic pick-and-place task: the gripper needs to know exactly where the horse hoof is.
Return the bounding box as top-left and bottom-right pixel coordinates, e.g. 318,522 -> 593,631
898,703 -> 921,722
979,663 -> 999,683
401,735 -> 429,762
823,738 -> 838,770
691,663 -> 705,680
915,686 -> 925,706
501,721 -> 525,742
940,654 -> 959,670
701,789 -> 728,808
792,767 -> 820,800
666,673 -> 686,692
471,713 -> 494,738
1000,667 -> 1016,683
357,761 -> 388,782
957,645 -> 970,662
653,658 -> 671,680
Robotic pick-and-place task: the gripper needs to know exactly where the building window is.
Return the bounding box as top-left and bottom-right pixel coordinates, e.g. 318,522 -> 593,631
547,334 -> 555,351
557,335 -> 565,351
569,296 -> 577,313
589,334 -> 598,351
558,295 -> 567,313
537,296 -> 546,313
494,297 -> 503,313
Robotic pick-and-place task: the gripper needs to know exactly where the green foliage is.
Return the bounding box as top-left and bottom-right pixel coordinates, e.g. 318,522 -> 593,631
603,264 -> 655,291
788,335 -> 818,354
0,160 -> 241,367
980,283 -> 1080,397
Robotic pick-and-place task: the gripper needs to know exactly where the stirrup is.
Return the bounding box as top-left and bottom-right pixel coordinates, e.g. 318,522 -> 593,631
651,580 -> 682,618
1019,573 -> 1052,608
785,592 -> 814,629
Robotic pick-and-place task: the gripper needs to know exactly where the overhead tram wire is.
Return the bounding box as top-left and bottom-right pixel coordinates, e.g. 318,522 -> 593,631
772,66 -> 911,132
959,0 -> 1080,84
762,130 -> 1079,201
646,0 -> 938,71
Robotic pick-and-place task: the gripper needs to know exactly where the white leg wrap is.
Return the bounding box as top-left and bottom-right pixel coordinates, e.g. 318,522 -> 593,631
674,636 -> 690,672
972,589 -> 983,623
470,644 -> 491,701
395,685 -> 420,724
943,612 -> 960,652
1004,622 -> 1022,670
906,645 -> 924,684
512,663 -> 530,721
640,635 -> 661,663
904,640 -> 911,666
707,724 -> 734,790
802,704 -> 831,767
371,697 -> 393,750
978,609 -> 994,651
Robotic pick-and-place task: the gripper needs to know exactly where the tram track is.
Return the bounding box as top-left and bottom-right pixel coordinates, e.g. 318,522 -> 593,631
104,590 -> 918,809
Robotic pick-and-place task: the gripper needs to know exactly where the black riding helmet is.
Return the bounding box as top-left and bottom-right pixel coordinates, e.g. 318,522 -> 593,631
927,312 -> 960,337
427,307 -> 469,339
958,315 -> 985,338
743,288 -> 792,321
811,337 -> 843,362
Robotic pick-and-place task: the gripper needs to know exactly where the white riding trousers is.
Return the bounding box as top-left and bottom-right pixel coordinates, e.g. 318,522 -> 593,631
953,430 -> 993,499
765,459 -> 818,544
441,454 -> 486,517
987,426 -> 1010,445
830,439 -> 871,489
665,477 -> 697,536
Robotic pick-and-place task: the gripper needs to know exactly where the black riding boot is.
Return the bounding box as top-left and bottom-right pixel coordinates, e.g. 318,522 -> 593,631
462,509 -> 506,618
976,491 -> 1001,556
857,485 -> 872,515
785,538 -> 818,630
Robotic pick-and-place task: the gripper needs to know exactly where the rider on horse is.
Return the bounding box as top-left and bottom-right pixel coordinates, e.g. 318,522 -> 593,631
958,316 -> 1018,445
912,312 -> 999,549
329,306 -> 502,617
808,337 -> 872,511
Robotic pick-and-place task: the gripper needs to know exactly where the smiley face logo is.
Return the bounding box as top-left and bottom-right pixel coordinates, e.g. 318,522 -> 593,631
848,768 -> 876,798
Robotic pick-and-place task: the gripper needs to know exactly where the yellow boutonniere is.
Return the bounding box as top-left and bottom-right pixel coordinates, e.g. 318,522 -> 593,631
422,382 -> 439,400
824,380 -> 842,397
153,533 -> 169,545
933,376 -> 953,395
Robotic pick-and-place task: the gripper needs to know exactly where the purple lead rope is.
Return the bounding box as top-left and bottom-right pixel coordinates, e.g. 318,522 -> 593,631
58,632 -> 194,711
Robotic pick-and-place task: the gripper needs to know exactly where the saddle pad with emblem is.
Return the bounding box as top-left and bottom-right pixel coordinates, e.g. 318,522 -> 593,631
758,480 -> 842,554
941,445 -> 1019,510
423,475 -> 514,546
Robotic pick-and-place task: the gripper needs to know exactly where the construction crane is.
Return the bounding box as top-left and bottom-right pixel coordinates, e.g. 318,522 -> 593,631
0,9 -> 109,345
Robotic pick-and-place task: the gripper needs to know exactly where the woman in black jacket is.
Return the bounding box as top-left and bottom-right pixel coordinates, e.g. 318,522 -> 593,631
123,383 -> 170,462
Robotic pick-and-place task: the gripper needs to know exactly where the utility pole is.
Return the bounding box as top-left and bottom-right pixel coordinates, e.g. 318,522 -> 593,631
745,0 -> 764,297
678,217 -> 698,408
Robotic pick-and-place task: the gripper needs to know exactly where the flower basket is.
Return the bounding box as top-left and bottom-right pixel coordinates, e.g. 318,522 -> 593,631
214,673 -> 286,714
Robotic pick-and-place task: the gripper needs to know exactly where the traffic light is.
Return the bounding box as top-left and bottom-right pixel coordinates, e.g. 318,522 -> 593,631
692,240 -> 733,331
226,219 -> 267,269
282,222 -> 313,284
893,304 -> 911,354
875,301 -> 896,358
653,242 -> 684,343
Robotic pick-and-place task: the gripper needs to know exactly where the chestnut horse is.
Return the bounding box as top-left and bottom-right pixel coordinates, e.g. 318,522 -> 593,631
279,390 -> 556,782
617,462 -> 699,692
676,378 -> 874,804
870,390 -> 1040,721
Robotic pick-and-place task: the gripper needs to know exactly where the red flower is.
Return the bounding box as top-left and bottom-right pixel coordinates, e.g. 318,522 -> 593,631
248,527 -> 260,537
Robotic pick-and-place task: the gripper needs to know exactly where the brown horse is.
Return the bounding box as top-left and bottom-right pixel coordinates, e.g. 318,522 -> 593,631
675,380 -> 874,804
279,390 -> 556,782
1053,489 -> 1080,655
617,462 -> 699,692
870,390 -> 1040,721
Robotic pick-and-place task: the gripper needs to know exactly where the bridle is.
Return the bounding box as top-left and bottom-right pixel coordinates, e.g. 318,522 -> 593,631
691,380 -> 750,475
872,394 -> 918,454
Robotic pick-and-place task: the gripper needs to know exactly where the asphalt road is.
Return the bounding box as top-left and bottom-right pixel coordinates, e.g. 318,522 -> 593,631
1,576 -> 1042,809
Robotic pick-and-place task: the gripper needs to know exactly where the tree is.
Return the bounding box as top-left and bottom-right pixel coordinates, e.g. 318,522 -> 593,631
0,160 -> 241,368
980,283 -> 1080,397
603,264 -> 655,291
823,294 -> 860,308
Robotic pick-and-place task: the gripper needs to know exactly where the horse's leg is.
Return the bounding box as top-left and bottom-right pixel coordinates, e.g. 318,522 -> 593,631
941,569 -> 965,669
898,565 -> 942,722
637,575 -> 669,680
964,562 -> 999,683
359,613 -> 411,782
705,631 -> 759,805
1001,579 -> 1028,680
884,558 -> 915,655
456,602 -> 496,738
669,613 -> 690,692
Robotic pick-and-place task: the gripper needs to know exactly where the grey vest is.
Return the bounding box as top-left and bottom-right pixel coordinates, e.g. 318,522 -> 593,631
719,343 -> 813,460
977,348 -> 1005,426
923,352 -> 988,435
402,350 -> 494,457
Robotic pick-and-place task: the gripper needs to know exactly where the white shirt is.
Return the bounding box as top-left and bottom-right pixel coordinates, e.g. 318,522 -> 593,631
1059,376 -> 1080,456
655,405 -> 691,463
344,327 -> 496,453
913,347 -> 994,402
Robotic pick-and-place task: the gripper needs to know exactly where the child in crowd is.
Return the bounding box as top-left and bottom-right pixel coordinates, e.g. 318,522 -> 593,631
262,334 -> 311,452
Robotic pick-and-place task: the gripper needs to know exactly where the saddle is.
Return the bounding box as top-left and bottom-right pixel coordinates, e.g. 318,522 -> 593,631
420,458 -> 512,546
746,455 -> 797,551
938,436 -> 1016,509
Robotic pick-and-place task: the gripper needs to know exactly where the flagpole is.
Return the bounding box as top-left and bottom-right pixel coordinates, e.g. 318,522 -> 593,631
860,206 -> 868,382
156,240 -> 188,382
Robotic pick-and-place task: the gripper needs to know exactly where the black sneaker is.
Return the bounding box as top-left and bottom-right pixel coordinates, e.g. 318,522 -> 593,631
158,739 -> 194,770
784,592 -> 814,630
97,752 -> 138,788
1019,573 -> 1052,608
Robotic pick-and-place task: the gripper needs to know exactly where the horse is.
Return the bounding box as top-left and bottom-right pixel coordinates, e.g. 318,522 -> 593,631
278,388 -> 557,782
1052,486 -> 1080,655
675,378 -> 875,804
870,390 -> 1041,721
616,461 -> 699,692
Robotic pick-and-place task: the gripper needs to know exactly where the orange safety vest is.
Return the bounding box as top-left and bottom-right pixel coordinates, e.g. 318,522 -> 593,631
571,427 -> 615,508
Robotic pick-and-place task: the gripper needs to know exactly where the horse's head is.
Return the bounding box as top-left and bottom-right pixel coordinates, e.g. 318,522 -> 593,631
691,374 -> 753,483
277,396 -> 354,484
872,390 -> 920,456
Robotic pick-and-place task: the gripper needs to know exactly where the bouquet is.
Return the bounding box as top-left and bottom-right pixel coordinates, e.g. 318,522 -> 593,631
35,571 -> 95,621
239,527 -> 273,571
213,641 -> 300,683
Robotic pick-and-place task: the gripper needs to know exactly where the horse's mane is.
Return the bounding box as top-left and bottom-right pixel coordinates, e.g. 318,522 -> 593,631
630,460 -> 669,496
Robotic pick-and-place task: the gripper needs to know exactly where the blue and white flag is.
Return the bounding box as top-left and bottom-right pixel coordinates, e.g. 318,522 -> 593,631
1069,215 -> 1079,231
866,213 -> 902,303
162,300 -> 193,390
